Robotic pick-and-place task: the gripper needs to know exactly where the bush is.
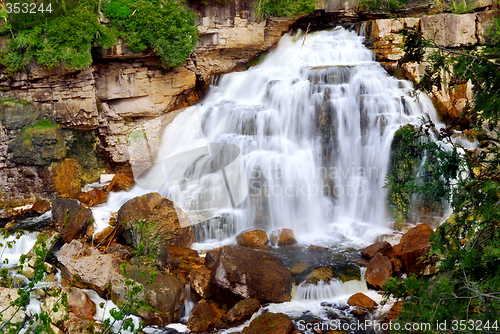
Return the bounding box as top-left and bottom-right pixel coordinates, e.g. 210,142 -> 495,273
103,0 -> 199,69
255,0 -> 317,21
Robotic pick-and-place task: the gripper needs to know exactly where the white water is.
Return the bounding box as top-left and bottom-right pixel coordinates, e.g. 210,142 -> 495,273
96,27 -> 442,246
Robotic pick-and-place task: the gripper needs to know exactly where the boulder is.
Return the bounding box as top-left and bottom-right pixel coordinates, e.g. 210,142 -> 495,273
400,224 -> 433,274
77,189 -> 107,207
212,245 -> 292,303
111,264 -> 185,326
187,301 -> 225,333
55,239 -> 121,294
224,298 -> 260,326
105,242 -> 133,261
93,226 -> 115,245
236,230 -> 270,249
51,159 -> 82,199
361,241 -> 394,259
51,198 -> 93,243
305,267 -> 334,284
290,262 -> 311,275
63,314 -> 97,334
388,301 -> 404,320
105,173 -> 135,192
159,246 -> 204,282
347,293 -> 378,309
365,254 -> 392,290
116,193 -> 194,253
66,287 -> 96,318
0,288 -> 26,325
205,248 -> 221,270
31,200 -> 51,214
242,312 -> 294,334
270,228 -> 297,246
391,257 -> 404,276
306,245 -> 327,252
190,267 -> 215,299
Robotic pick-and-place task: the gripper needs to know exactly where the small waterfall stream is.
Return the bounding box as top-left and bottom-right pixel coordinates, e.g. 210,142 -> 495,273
103,27 -> 441,246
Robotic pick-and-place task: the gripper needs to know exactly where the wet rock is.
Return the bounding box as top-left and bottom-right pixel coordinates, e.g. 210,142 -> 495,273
393,243 -> 403,257
104,173 -> 135,192
305,267 -> 334,284
56,239 -> 121,294
290,262 -> 311,275
400,224 -> 433,275
66,287 -> 95,318
224,298 -> 260,326
93,226 -> 115,245
117,193 -> 195,253
51,198 -> 93,243
31,199 -> 51,214
361,241 -> 394,259
242,312 -> 294,334
159,246 -> 204,282
205,248 -> 221,270
236,230 -> 270,249
212,245 -> 292,303
111,265 -> 185,326
307,245 -> 328,252
391,257 -> 404,276
187,301 -> 225,333
270,228 -> 297,246
347,292 -> 378,309
190,267 -> 215,299
365,254 -> 392,290
77,189 -> 107,207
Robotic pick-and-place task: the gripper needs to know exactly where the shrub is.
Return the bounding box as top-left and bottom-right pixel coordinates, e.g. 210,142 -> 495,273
255,0 -> 317,21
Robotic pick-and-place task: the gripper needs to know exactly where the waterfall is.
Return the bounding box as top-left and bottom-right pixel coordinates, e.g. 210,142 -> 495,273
97,27 -> 441,245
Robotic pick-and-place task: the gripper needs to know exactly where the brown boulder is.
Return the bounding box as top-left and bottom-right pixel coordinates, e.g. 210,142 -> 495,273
117,192 -> 195,253
270,228 -> 297,246
242,312 -> 294,334
393,243 -> 403,257
93,226 -> 115,245
365,254 -> 392,290
66,287 -> 96,318
159,246 -> 204,282
305,267 -> 335,284
31,200 -> 51,214
111,265 -> 185,326
347,293 -> 378,309
307,245 -> 328,252
212,245 -> 292,303
51,198 -> 94,243
205,248 -> 221,270
77,189 -> 108,207
190,267 -> 215,299
105,242 -> 132,261
224,298 -> 260,326
63,314 -> 97,334
105,173 -> 135,192
400,224 -> 433,274
361,241 -> 394,259
187,301 -> 225,333
391,257 -> 404,276
236,230 -> 270,249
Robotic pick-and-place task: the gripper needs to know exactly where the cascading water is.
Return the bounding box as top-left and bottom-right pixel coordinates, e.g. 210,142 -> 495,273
96,27 -> 442,246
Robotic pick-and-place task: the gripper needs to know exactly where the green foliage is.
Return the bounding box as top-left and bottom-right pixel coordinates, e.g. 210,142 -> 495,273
356,0 -> 403,11
449,0 -> 473,14
255,0 -> 317,21
0,0 -> 117,76
384,13 -> 500,332
102,0 -> 199,69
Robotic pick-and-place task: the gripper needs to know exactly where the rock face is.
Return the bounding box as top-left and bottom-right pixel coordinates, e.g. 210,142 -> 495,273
66,287 -> 96,318
236,230 -> 270,249
365,254 -> 393,289
116,192 -> 195,252
212,245 -> 292,303
400,223 -> 433,274
242,312 -> 294,334
51,198 -> 94,243
190,267 -> 215,299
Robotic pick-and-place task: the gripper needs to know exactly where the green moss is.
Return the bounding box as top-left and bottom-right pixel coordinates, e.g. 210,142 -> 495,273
19,119 -> 58,142
255,0 -> 316,21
